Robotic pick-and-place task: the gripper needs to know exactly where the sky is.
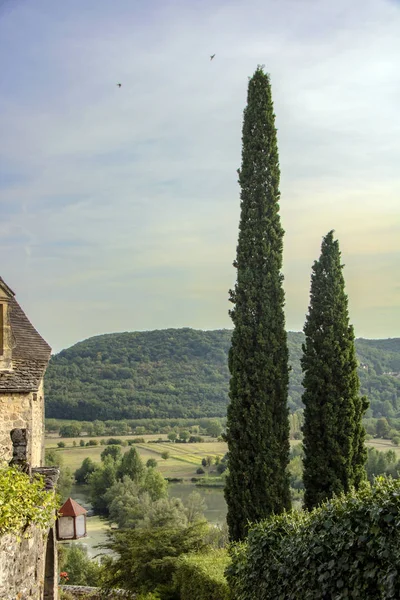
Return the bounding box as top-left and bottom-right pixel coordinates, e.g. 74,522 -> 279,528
0,0 -> 399,353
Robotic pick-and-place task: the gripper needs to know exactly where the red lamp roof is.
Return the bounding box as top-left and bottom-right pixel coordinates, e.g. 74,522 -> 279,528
59,497 -> 87,517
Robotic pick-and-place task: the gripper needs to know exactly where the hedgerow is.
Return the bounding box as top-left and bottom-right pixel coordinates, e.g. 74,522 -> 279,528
0,465 -> 56,536
174,549 -> 231,600
227,476 -> 400,599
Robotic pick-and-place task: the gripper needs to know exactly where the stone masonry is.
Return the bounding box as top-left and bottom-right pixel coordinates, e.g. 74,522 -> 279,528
0,524 -> 58,600
0,276 -> 57,599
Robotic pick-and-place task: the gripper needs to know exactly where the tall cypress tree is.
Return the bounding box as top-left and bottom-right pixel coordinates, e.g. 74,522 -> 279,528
301,231 -> 369,511
224,67 -> 291,542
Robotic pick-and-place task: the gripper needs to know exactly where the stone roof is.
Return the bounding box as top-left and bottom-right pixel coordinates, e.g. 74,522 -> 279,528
0,278 -> 51,392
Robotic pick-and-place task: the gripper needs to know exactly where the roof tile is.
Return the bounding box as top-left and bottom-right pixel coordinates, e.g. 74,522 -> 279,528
0,279 -> 51,392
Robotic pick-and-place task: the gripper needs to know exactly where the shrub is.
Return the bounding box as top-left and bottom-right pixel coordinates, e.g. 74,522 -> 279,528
174,549 -> 231,600
75,457 -> 97,484
57,441 -> 66,448
86,439 -> 98,446
392,436 -> 400,446
59,543 -> 103,586
101,522 -> 208,595
227,477 -> 400,600
0,466 -> 56,535
107,438 -> 123,445
196,467 -> 205,475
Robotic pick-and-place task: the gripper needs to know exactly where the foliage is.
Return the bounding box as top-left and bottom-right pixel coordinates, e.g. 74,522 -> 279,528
146,458 -> 158,468
45,328 -> 232,420
105,477 -> 149,528
205,420 -> 223,438
203,522 -> 230,549
174,549 -> 231,600
107,480 -> 187,530
376,417 -> 391,438
302,231 -> 368,510
88,455 -> 118,514
100,445 -> 122,462
142,467 -> 168,501
365,447 -> 400,481
227,476 -> 400,600
59,543 -> 103,586
59,591 -> 75,600
140,496 -> 189,529
117,446 -> 145,482
44,449 -> 74,501
59,422 -> 82,437
74,457 -> 97,484
44,329 -> 400,420
225,66 -> 291,541
106,437 -> 123,445
101,521 -> 209,596
184,491 -> 207,524
0,465 -> 56,535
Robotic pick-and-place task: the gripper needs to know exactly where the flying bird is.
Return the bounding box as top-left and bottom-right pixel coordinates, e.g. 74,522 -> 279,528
116,83 -> 122,87
210,54 -> 215,60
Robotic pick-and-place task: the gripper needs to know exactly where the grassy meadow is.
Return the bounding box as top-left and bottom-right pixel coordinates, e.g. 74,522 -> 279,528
46,434 -> 227,478
46,432 -> 400,479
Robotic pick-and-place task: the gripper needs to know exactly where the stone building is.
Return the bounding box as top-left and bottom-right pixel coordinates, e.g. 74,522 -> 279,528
0,276 -> 58,600
0,277 -> 51,464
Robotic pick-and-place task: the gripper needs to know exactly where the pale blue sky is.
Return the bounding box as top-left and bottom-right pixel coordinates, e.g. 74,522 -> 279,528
1,0 -> 399,352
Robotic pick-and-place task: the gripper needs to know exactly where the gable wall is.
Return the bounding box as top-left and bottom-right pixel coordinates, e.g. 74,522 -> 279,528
0,378 -> 45,466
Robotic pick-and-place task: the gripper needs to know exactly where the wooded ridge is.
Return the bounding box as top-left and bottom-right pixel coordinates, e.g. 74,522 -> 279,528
44,328 -> 400,421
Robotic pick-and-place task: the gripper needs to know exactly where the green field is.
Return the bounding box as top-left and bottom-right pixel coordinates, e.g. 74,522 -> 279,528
46,434 -> 227,479
47,433 -> 400,480
365,437 -> 400,457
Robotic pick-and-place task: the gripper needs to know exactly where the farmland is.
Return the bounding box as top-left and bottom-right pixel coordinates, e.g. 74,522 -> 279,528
46,434 -> 227,479
46,433 -> 400,480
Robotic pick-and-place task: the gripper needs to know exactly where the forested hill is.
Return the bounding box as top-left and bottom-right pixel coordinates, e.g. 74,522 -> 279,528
44,328 -> 400,421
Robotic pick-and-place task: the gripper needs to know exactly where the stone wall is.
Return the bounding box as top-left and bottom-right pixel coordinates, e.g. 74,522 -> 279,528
0,383 -> 44,466
0,524 -> 58,600
59,586 -> 132,598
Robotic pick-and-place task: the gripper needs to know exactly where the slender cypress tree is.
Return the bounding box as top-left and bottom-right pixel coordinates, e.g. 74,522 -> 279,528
224,67 -> 291,542
301,231 -> 369,511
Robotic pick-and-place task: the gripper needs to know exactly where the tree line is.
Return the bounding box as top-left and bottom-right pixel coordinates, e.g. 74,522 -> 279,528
44,328 -> 400,421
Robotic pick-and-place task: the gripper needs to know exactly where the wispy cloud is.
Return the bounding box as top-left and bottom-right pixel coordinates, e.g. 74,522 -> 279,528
0,0 -> 399,351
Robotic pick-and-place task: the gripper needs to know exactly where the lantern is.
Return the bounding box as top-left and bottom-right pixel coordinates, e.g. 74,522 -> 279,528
56,497 -> 87,540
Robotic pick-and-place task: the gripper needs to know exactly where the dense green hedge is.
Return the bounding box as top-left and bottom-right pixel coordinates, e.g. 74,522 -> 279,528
174,549 -> 231,600
227,477 -> 400,600
0,465 -> 56,535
